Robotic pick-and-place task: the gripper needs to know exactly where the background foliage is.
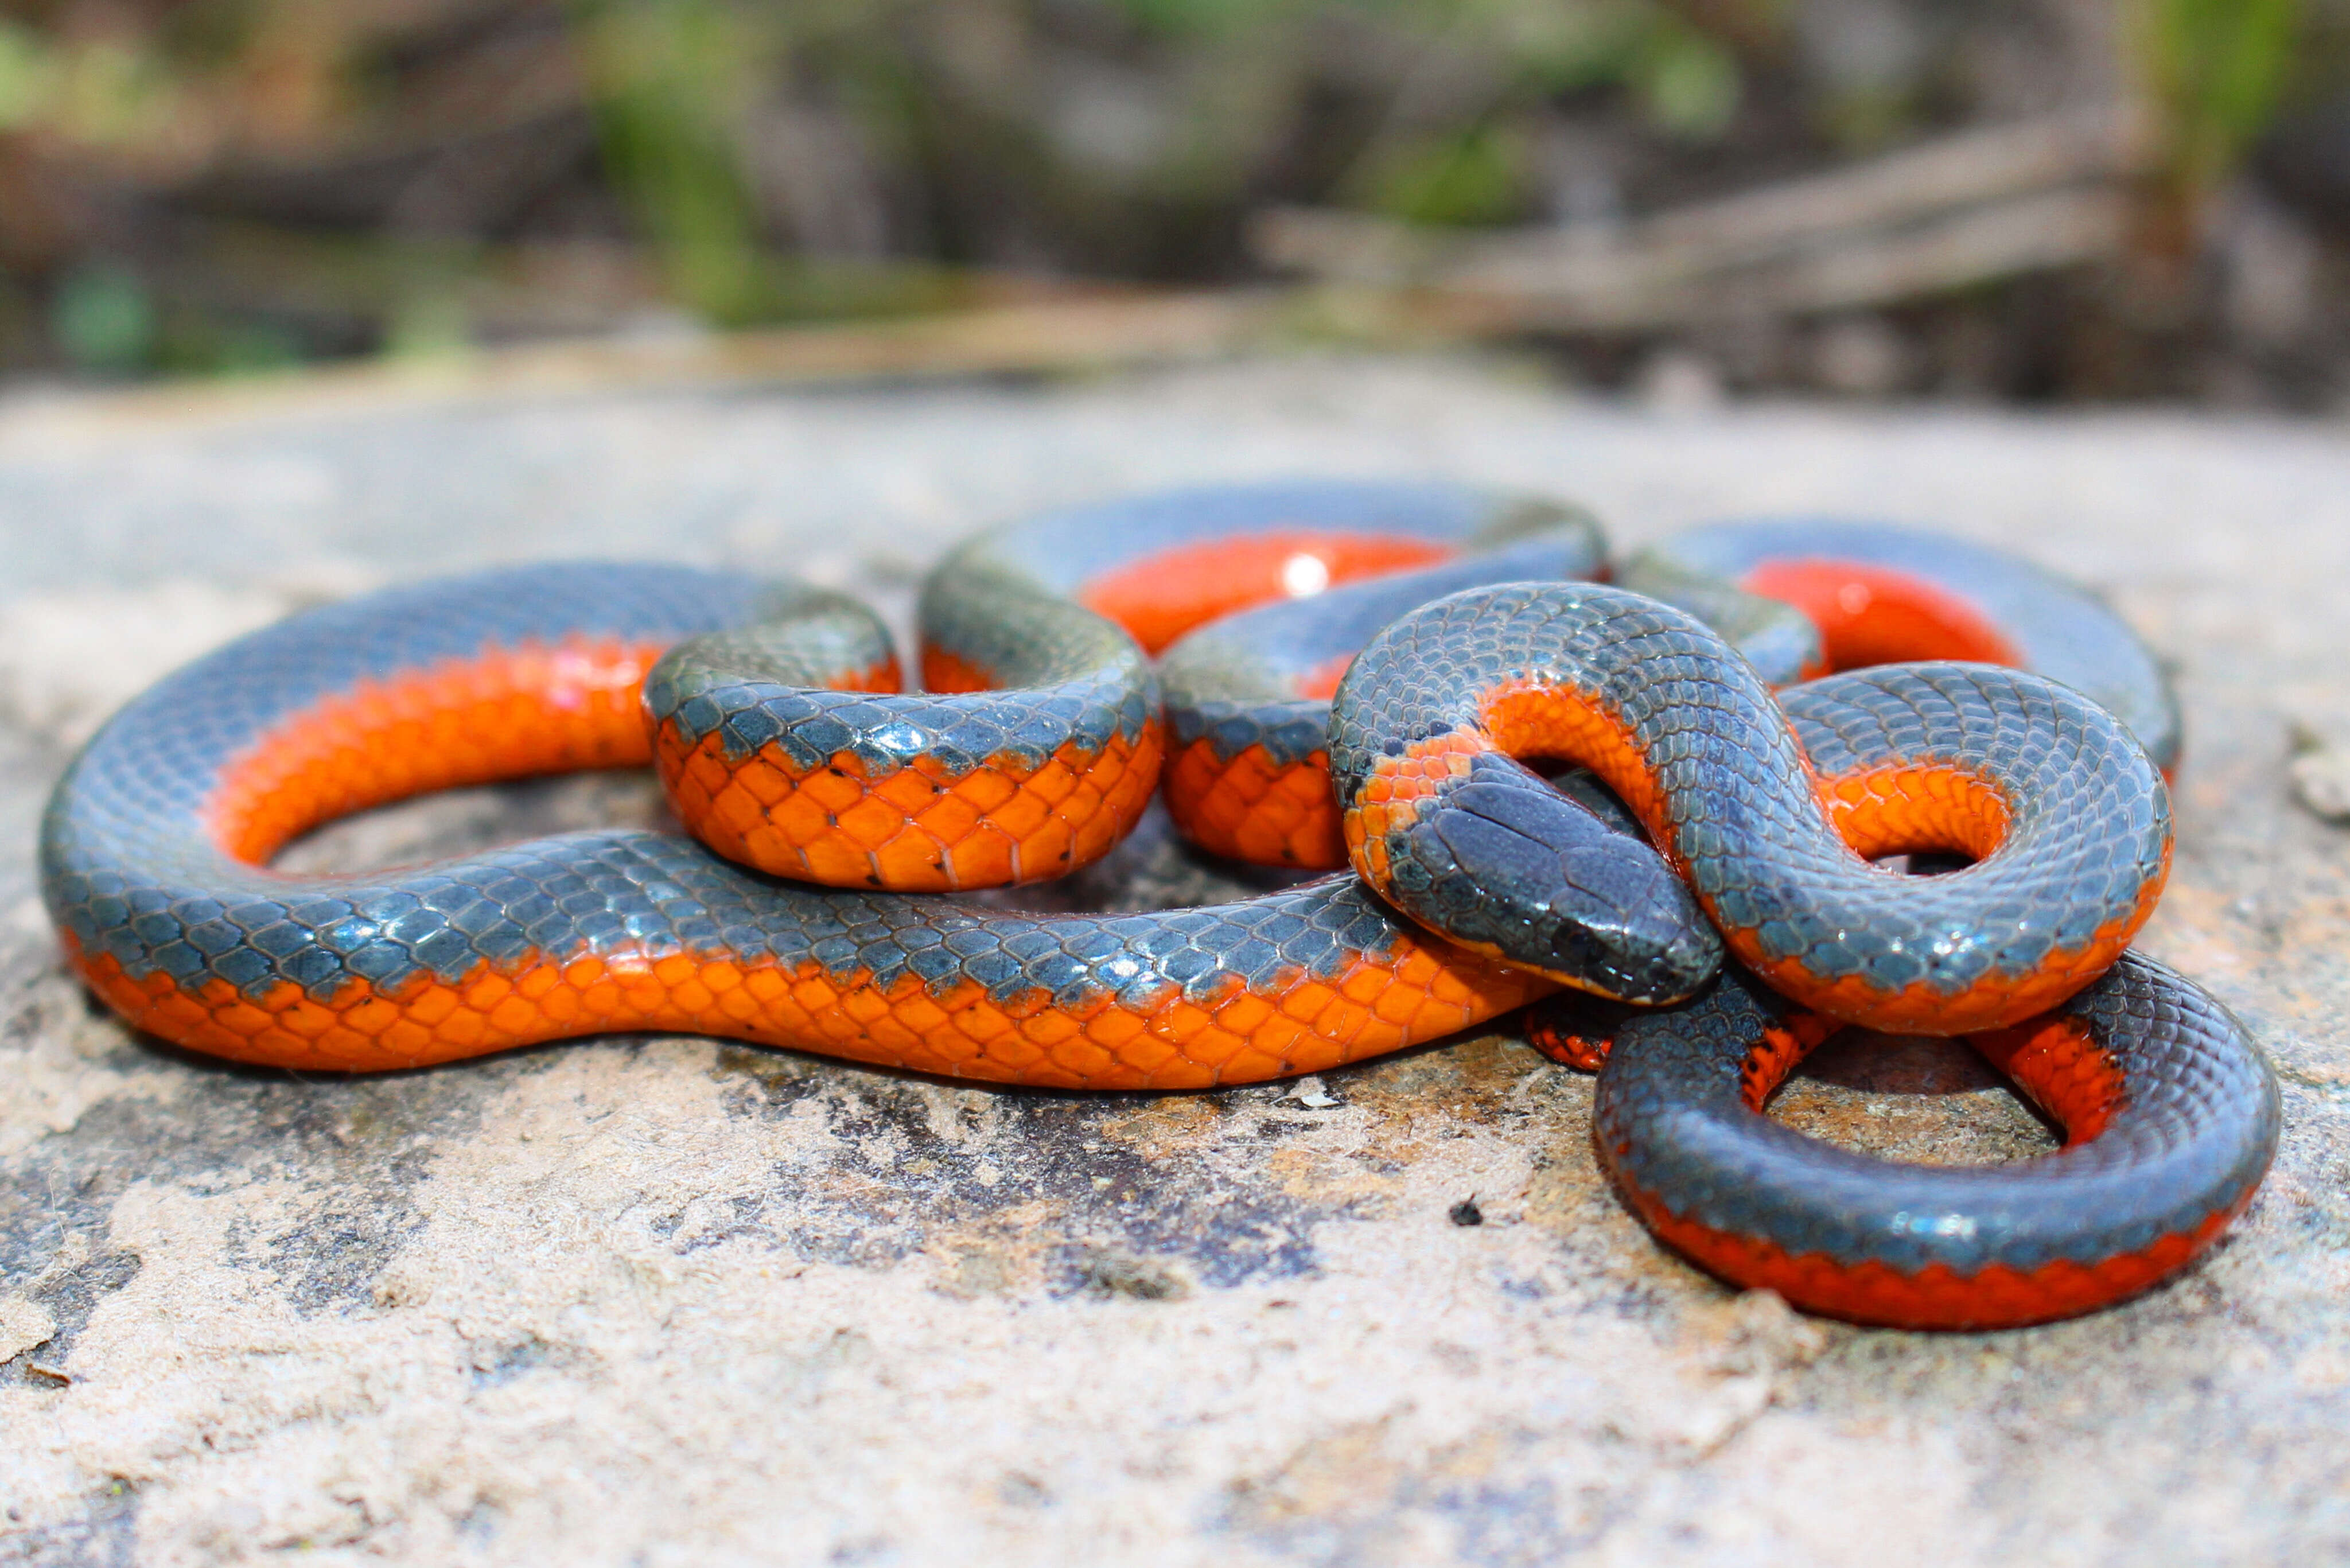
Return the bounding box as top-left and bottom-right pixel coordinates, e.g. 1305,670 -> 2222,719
0,0 -> 2340,394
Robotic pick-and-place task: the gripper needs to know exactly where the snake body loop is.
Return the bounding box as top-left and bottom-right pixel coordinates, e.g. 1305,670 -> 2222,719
1621,519 -> 2182,773
1329,582 -> 2172,1033
1592,953 -> 2279,1330
645,479 -> 1610,888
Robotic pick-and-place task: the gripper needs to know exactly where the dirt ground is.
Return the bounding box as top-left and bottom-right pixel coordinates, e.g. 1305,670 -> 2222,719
1,355 -> 2346,1567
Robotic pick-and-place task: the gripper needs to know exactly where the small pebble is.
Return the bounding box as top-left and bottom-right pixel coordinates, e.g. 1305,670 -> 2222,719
2288,723 -> 2350,823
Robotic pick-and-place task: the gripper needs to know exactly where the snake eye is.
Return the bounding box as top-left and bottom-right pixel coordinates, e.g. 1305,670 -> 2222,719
1546,920 -> 1621,983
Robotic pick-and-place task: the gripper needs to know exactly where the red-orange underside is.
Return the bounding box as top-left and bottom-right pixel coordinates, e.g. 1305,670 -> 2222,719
208,638 -> 684,863
1158,656 -> 1361,868
659,720 -> 1164,892
1079,531 -> 1454,657
1162,553 -> 2064,876
1742,559 -> 2023,671
1039,530 -> 1457,873
647,639 -> 1164,892
1624,1177 -> 2239,1329
1164,740 -> 1344,867
71,927 -> 1540,1085
1612,1011 -> 2217,1328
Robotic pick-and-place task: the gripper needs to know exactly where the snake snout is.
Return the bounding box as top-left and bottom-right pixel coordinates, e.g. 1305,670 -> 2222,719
1376,762 -> 1721,1003
1529,830 -> 1724,1004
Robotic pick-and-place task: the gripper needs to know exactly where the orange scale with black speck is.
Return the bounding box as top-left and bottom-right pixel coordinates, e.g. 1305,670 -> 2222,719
320,1025 -> 383,1063
730,759 -> 794,811
945,998 -> 1015,1048
950,768 -> 1021,815
869,766 -> 946,819
974,1035 -> 1049,1079
1369,981 -> 1430,1028
1165,741 -> 1347,867
1209,1046 -> 1277,1086
1310,995 -> 1375,1049
868,831 -> 951,888
1081,1006 -> 1153,1056
1211,989 -> 1277,1040
762,788 -> 833,848
834,792 -> 912,854
732,964 -> 785,1004
1130,1031 -> 1207,1081
1025,756 -> 1080,807
376,1018 -> 440,1060
1014,1006 -> 1084,1049
788,972 -> 839,1015
1041,1033 -> 1120,1084
711,986 -> 767,1029
911,792 -> 986,849
1273,981 -> 1337,1028
1151,994 -> 1223,1044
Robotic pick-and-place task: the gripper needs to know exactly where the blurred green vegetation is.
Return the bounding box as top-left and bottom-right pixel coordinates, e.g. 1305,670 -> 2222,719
573,0 -> 775,325
0,0 -> 1808,372
0,0 -> 2334,382
2130,0 -> 2302,250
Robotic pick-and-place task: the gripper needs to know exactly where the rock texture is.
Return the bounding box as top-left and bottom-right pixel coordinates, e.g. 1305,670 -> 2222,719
1,357 -> 2345,1567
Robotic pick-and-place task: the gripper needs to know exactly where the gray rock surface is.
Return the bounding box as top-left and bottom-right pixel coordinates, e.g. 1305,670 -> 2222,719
0,356 -> 2345,1567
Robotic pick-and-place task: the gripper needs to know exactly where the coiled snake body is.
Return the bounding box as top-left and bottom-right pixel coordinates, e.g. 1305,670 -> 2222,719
39,481 -> 2277,1329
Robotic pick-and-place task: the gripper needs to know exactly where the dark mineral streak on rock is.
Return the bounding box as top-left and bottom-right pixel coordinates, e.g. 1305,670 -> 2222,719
0,1250 -> 139,1391
706,1052 -> 1333,1289
0,989 -> 523,1323
0,1480 -> 142,1568
678,813 -> 1351,1289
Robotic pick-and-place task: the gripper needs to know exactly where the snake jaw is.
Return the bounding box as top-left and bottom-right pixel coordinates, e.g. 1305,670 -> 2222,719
1540,880 -> 1726,1004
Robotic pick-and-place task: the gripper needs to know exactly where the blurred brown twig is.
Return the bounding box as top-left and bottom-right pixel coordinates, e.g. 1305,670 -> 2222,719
1254,108 -> 2150,330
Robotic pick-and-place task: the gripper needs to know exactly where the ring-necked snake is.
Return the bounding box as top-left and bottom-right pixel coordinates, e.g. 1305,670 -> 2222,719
36,480 -> 2278,1329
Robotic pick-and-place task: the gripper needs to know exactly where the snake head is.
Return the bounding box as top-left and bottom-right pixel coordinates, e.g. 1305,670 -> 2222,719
1366,754 -> 1722,1005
